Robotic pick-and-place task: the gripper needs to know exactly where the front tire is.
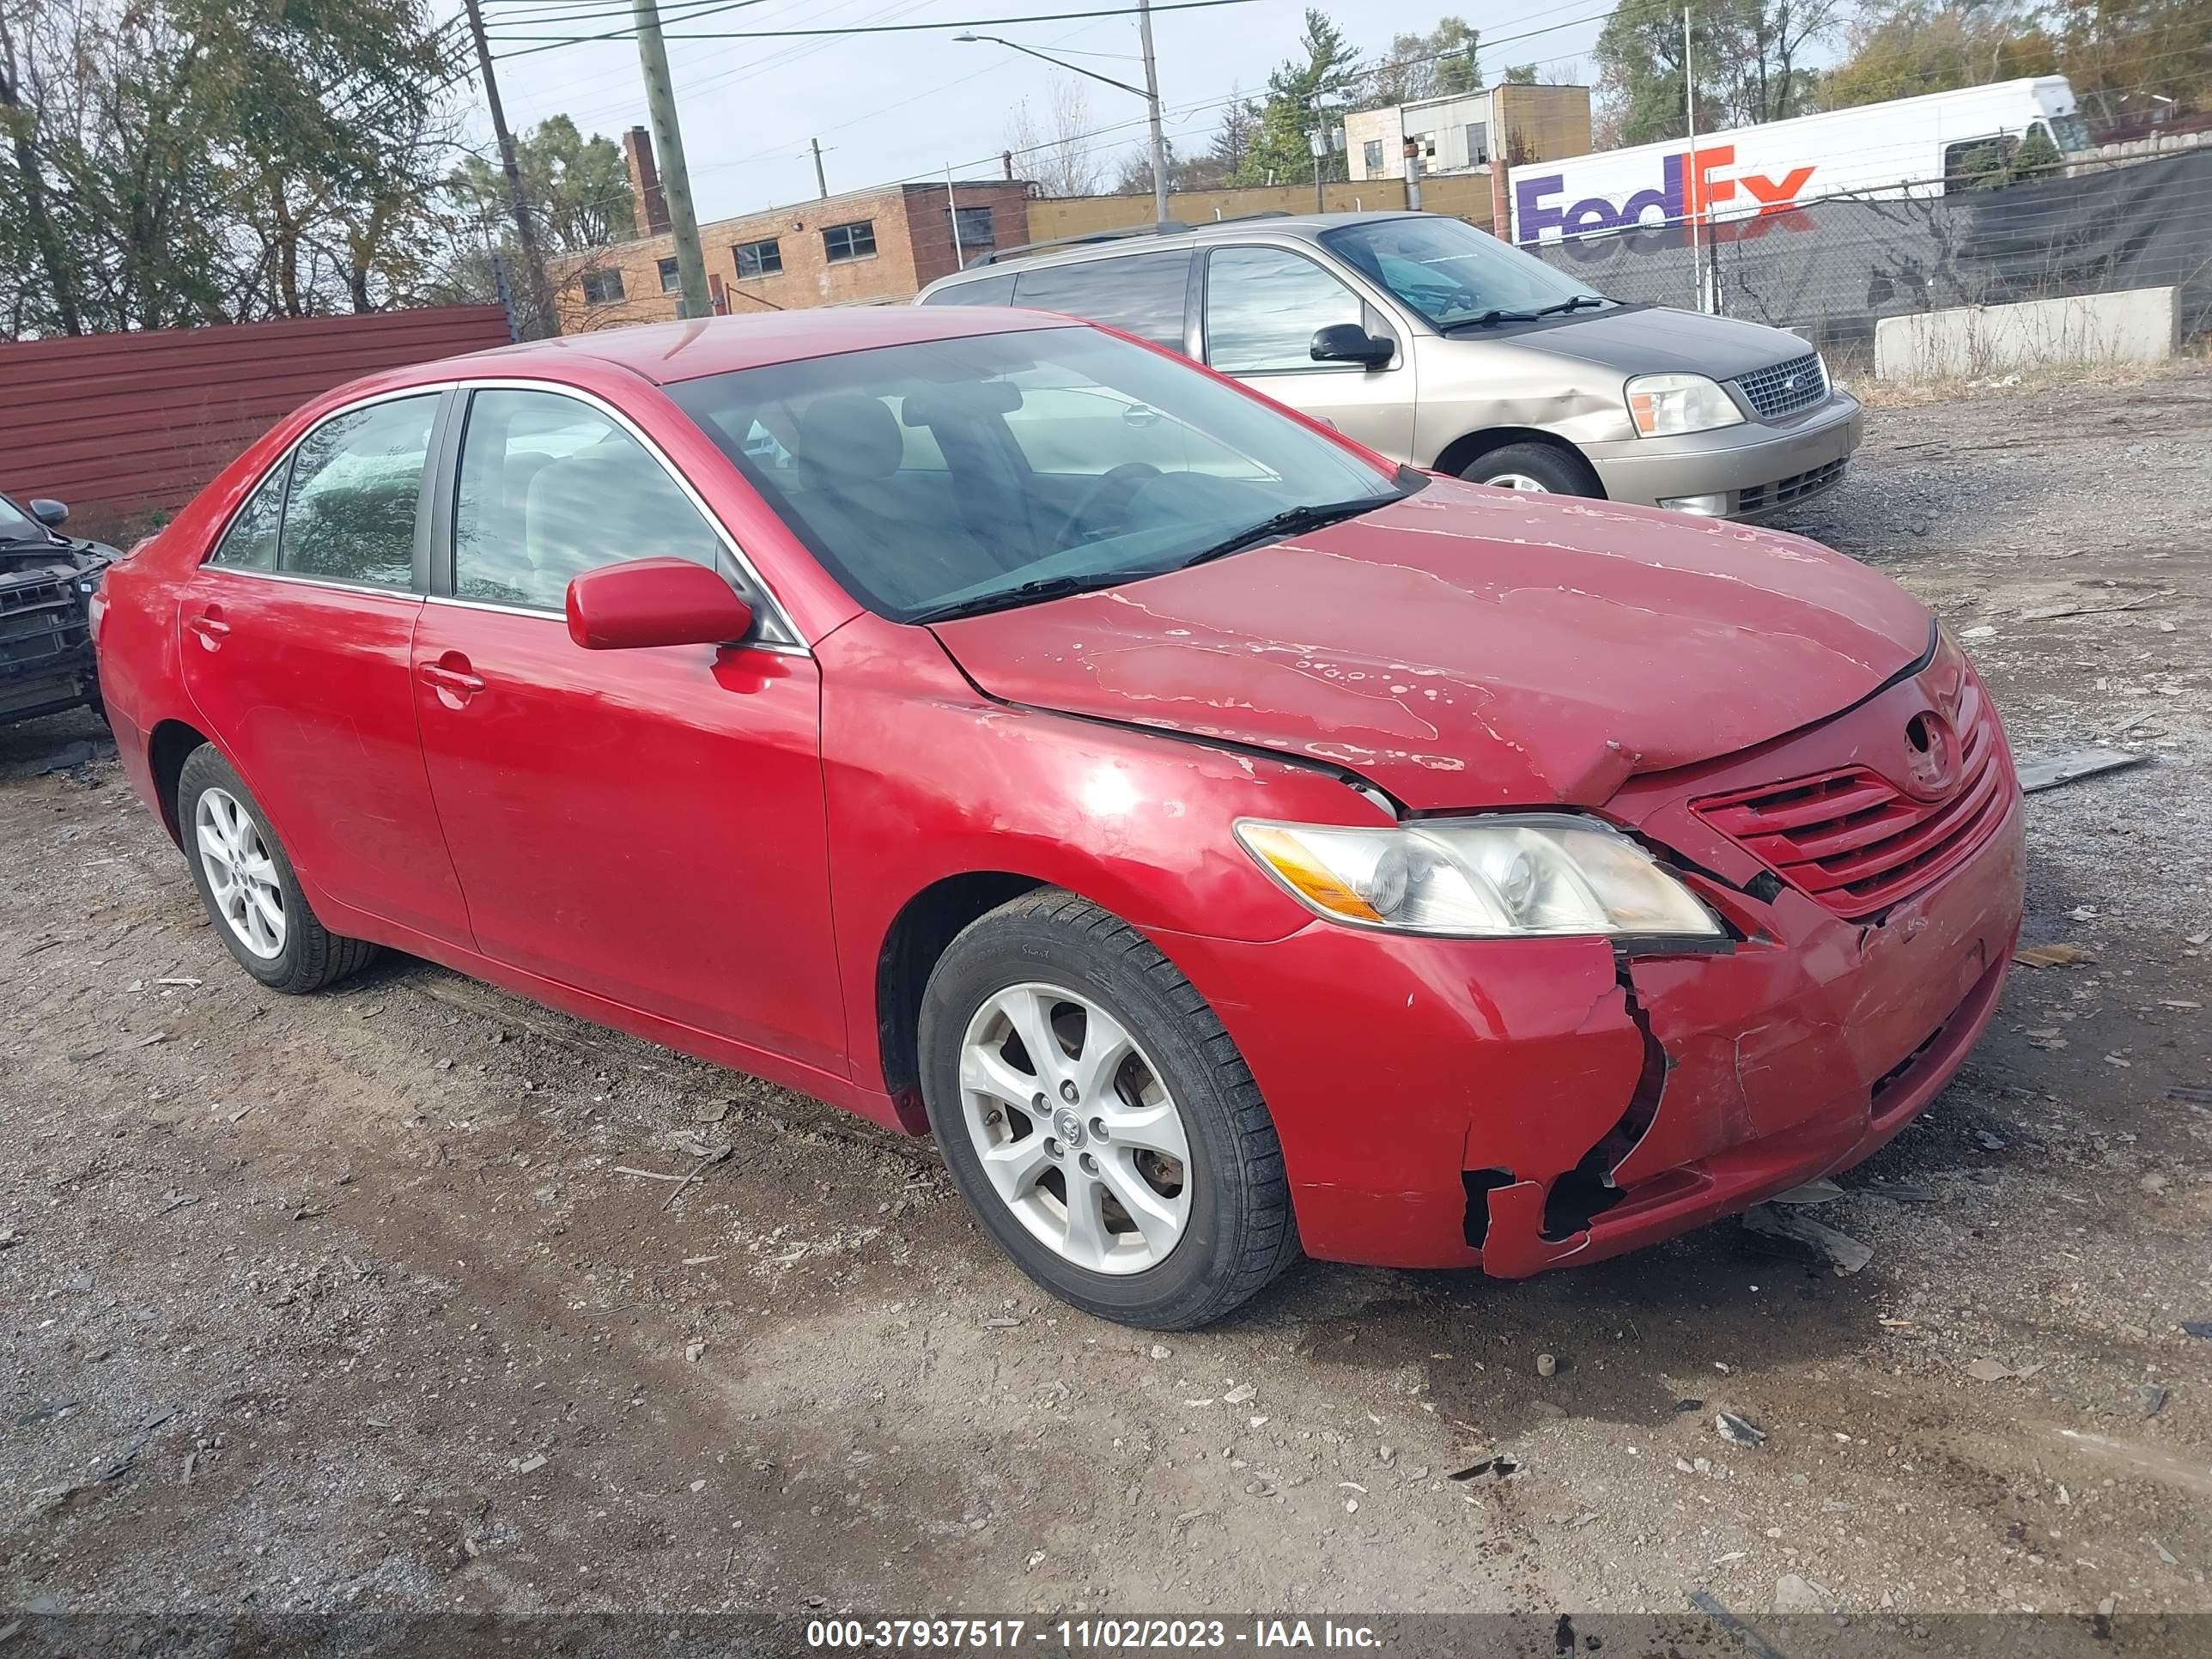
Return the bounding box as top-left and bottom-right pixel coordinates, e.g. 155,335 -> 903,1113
176,744 -> 378,994
1461,441 -> 1599,498
919,890 -> 1297,1329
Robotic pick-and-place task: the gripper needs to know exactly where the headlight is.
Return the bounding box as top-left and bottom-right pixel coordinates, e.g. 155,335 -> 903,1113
1625,373 -> 1745,438
1235,813 -> 1722,939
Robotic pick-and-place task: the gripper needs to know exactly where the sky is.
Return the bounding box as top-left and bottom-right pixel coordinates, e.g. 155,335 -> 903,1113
470,0 -> 1620,225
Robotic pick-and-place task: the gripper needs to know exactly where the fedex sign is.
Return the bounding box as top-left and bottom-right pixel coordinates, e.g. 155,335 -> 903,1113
1514,145 -> 1817,246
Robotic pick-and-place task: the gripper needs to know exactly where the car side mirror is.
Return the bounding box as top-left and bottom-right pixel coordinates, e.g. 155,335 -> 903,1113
1310,325 -> 1394,368
566,557 -> 755,651
27,498 -> 69,528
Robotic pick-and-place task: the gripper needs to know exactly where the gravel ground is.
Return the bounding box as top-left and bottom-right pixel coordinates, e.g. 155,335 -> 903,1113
2,367 -> 2209,1626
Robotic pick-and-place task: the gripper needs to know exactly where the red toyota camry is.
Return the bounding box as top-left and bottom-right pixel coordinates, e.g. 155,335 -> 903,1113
94,308 -> 2023,1328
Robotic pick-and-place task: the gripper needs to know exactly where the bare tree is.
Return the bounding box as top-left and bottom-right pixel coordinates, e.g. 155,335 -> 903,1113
1006,77 -> 1102,198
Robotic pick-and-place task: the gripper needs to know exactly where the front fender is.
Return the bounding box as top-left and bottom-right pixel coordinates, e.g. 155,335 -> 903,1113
818,612 -> 1386,1093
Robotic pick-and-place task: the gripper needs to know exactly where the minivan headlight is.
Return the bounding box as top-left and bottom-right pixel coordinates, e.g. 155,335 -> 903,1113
1626,373 -> 1745,438
1235,814 -> 1721,939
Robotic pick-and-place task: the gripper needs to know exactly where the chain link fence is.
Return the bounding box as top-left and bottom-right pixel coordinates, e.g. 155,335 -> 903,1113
1524,147 -> 2212,370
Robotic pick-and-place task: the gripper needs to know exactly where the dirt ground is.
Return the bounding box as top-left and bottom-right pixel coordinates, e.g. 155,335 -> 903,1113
3,366 -> 2209,1626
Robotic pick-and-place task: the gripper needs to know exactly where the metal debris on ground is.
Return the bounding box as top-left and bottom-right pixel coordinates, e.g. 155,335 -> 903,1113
2015,749 -> 2152,794
2181,1321 -> 2212,1340
1535,1352 -> 1557,1377
1742,1203 -> 1874,1275
2013,943 -> 2095,968
1966,1357 -> 2045,1382
1768,1176 -> 1844,1206
1714,1412 -> 1767,1449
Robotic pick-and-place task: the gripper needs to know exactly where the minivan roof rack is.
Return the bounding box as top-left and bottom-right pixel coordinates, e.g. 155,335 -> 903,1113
964,209 -> 1301,269
969,221 -> 1191,267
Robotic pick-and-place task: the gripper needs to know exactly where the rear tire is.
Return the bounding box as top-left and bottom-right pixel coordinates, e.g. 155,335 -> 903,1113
1461,441 -> 1599,498
919,889 -> 1298,1329
176,744 -> 378,994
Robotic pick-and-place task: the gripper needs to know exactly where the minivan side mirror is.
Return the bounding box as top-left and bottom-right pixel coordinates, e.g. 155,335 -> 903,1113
27,498 -> 69,528
1310,325 -> 1395,368
566,557 -> 755,651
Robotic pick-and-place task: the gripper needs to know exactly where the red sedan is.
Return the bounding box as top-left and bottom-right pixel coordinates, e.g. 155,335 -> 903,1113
93,308 -> 2023,1328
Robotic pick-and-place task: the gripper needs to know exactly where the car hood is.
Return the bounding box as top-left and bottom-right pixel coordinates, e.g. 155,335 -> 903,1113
1517,304 -> 1814,382
927,479 -> 1931,811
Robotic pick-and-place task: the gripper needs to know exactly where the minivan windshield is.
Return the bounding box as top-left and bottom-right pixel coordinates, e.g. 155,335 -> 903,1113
669,325 -> 1409,623
1322,216 -> 1604,331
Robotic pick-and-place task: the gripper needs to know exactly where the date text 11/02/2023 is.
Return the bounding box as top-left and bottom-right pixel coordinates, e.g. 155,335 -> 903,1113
803,1617 -> 1383,1650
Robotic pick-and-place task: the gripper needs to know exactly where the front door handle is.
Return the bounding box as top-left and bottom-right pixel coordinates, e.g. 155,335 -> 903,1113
418,655 -> 486,707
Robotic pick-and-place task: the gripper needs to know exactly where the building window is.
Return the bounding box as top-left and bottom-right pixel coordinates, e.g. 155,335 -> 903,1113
1466,122 -> 1490,166
733,238 -> 782,278
951,204 -> 996,251
1362,139 -> 1384,173
658,257 -> 680,293
823,220 -> 877,263
580,268 -> 625,305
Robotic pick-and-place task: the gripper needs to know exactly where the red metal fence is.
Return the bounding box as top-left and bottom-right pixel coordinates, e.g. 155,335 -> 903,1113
0,307 -> 514,541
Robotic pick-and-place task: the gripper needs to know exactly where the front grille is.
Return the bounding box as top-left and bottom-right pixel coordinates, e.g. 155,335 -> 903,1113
1738,458 -> 1846,514
1690,679 -> 2009,920
0,579 -> 87,671
1733,351 -> 1827,420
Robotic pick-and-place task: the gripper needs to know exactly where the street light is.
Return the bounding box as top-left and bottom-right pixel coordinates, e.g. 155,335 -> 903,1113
957,9 -> 1171,228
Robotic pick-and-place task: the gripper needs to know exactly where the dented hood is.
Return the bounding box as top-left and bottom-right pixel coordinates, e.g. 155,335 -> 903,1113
927,478 -> 1933,810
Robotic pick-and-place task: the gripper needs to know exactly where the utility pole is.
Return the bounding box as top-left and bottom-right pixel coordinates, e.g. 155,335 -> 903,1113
1135,0 -> 1170,226
1682,6 -> 1705,314
632,0 -> 711,320
811,137 -> 830,200
464,0 -> 555,336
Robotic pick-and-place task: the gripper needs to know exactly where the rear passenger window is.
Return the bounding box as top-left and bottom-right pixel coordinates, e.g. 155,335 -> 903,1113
279,395 -> 438,587
1205,246 -> 1366,374
210,463 -> 287,571
1011,252 -> 1192,350
453,388 -> 726,612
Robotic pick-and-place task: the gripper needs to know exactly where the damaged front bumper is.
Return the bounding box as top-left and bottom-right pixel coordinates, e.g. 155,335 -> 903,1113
1159,669 -> 2027,1275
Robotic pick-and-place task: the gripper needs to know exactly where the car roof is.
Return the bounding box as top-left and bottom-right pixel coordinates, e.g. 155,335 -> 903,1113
930,210 -> 1419,283
444,304 -> 1080,387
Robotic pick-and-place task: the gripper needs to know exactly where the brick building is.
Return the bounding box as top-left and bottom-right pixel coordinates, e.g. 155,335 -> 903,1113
550,129 -> 1030,331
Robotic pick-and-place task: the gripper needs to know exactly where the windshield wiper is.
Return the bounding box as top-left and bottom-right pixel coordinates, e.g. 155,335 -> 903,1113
1534,295 -> 1607,316
1179,496 -> 1391,570
1446,307 -> 1540,331
908,572 -> 1119,626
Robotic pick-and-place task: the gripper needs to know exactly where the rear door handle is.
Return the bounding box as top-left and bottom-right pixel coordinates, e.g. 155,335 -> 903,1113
186,610 -> 230,645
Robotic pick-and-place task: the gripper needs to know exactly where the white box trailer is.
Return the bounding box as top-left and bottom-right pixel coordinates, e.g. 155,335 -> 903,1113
1511,76 -> 2091,246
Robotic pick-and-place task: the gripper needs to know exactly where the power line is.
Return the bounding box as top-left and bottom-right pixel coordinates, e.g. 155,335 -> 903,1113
488,0 -> 1263,54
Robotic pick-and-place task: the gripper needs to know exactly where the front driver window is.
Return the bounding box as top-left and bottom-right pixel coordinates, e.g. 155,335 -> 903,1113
1204,246 -> 1366,374
452,388 -> 727,613
278,394 -> 439,587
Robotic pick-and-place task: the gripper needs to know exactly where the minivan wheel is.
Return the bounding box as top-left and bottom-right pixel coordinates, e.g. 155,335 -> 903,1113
176,744 -> 379,994
1462,442 -> 1597,498
918,889 -> 1298,1329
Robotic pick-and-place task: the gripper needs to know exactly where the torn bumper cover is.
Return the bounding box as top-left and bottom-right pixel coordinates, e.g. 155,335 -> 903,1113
1159,671 -> 2027,1275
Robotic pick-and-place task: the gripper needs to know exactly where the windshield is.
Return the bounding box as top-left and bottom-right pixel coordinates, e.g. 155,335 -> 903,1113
1322,216 -> 1601,331
0,495 -> 46,541
669,325 -> 1405,623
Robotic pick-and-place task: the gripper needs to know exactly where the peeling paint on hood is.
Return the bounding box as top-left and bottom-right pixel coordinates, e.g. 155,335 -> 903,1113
927,478 -> 1933,811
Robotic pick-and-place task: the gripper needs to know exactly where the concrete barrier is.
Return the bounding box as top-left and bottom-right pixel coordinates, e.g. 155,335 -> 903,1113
1874,286 -> 2179,380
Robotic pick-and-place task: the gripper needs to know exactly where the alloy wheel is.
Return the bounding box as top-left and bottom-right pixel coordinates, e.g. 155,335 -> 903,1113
957,981 -> 1192,1274
1486,472 -> 1552,492
194,786 -> 286,960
